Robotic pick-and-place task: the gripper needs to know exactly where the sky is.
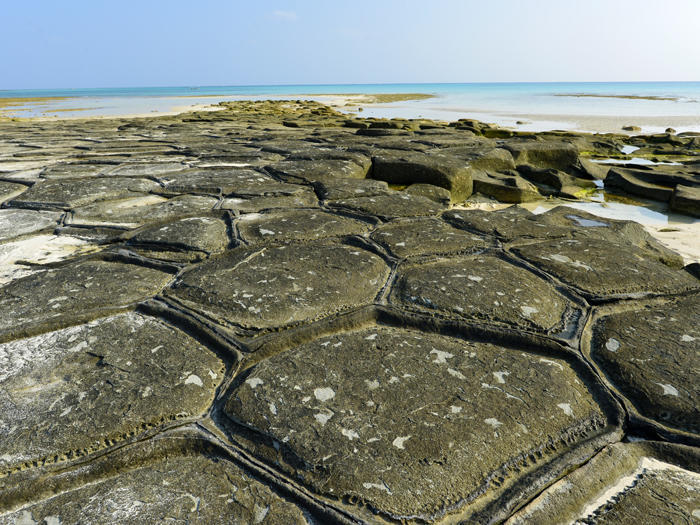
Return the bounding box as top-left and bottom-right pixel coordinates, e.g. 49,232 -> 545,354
2,0 -> 700,89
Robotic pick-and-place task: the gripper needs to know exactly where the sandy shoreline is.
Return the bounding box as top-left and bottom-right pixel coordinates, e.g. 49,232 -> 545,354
3,92 -> 699,135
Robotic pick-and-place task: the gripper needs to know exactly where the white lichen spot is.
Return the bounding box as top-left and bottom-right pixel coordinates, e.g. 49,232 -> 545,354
258,228 -> 275,236
315,412 -> 333,425
254,504 -> 270,523
341,428 -> 360,440
362,482 -> 392,494
451,406 -> 462,414
268,403 -> 277,415
657,383 -> 679,396
365,333 -> 378,340
365,379 -> 380,390
430,349 -> 454,364
539,358 -> 564,371
681,334 -> 696,342
392,435 -> 411,449
485,418 -> 502,428
605,338 -> 620,352
493,371 -> 509,384
185,374 -> 203,387
520,306 -> 539,318
314,387 -> 335,401
468,275 -> 483,282
447,368 -> 466,380
557,403 -> 574,416
246,377 -> 264,389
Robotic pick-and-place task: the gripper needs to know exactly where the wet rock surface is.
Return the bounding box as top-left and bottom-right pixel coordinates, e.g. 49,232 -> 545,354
0,100 -> 698,523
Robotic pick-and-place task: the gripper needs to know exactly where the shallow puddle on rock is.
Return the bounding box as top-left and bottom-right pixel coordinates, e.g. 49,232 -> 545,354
620,145 -> 640,155
593,157 -> 682,166
525,191 -> 700,264
0,234 -> 102,284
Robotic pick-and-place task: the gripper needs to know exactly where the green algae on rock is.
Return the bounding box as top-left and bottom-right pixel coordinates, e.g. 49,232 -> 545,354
225,325 -> 619,522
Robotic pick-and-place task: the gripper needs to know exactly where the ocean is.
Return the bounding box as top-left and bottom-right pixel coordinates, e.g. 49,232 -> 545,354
2,82 -> 700,133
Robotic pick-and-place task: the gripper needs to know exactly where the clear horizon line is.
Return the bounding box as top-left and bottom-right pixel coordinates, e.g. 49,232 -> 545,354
3,79 -> 700,93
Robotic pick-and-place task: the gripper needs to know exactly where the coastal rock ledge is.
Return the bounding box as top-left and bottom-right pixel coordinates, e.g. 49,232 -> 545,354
0,100 -> 698,524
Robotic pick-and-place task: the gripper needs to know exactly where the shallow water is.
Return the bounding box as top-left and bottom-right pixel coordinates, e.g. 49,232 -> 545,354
4,82 -> 700,132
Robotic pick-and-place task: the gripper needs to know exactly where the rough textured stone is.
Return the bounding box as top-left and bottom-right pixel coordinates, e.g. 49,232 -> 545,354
0,181 -> 27,203
158,168 -> 281,195
70,195 -> 218,228
444,206 -> 572,241
10,177 -> 160,209
507,442 -> 700,524
590,294 -> 699,433
127,216 -> 230,254
670,184 -> 700,217
504,141 -> 580,172
371,217 -> 488,258
0,261 -> 172,341
0,209 -> 62,241
314,177 -> 391,200
167,242 -> 389,331
472,170 -> 542,202
513,238 -> 699,299
0,453 -> 308,524
371,153 -> 474,202
225,326 -> 613,521
0,312 -> 223,472
268,159 -> 369,183
237,209 -> 370,243
221,187 -> 318,212
391,254 -> 571,332
329,193 -> 446,219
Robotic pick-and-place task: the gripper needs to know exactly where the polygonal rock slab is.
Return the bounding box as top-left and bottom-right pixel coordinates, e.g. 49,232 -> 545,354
315,178 -> 391,200
70,195 -> 218,228
10,177 -> 160,209
0,209 -> 62,242
0,260 -> 172,341
513,238 -> 699,300
329,193 -> 445,220
167,242 -> 389,331
444,207 -> 572,242
0,234 -> 102,285
108,161 -> 189,177
0,181 -> 27,203
371,217 -> 488,258
225,326 -> 617,522
0,453 -> 308,524
158,168 -> 281,195
391,254 -> 571,332
127,216 -> 230,254
221,188 -> 319,213
371,153 -> 474,202
268,159 -> 369,183
589,294 -> 700,434
237,210 -> 370,243
507,442 -> 700,524
0,313 -> 223,472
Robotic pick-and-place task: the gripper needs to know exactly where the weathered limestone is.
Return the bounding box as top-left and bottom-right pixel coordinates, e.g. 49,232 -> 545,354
167,242 -> 389,331
0,209 -> 61,241
507,442 -> 700,524
0,260 -> 172,341
371,217 -> 488,258
391,254 -> 572,332
328,192 -> 446,220
10,177 -> 160,209
0,452 -> 308,524
371,153 -> 474,202
70,195 -> 218,228
0,313 -> 223,473
0,99 -> 697,524
513,238 -> 699,300
589,294 -> 699,434
225,326 -> 618,522
237,209 -> 370,243
126,216 -> 230,255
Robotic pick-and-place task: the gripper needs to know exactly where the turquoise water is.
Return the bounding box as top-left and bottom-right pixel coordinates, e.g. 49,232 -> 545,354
3,82 -> 700,130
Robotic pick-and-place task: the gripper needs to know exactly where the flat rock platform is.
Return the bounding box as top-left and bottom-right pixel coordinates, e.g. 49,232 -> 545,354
0,101 -> 698,524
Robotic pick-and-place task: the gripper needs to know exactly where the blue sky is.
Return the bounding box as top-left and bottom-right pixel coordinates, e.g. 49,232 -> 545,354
2,0 -> 699,89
